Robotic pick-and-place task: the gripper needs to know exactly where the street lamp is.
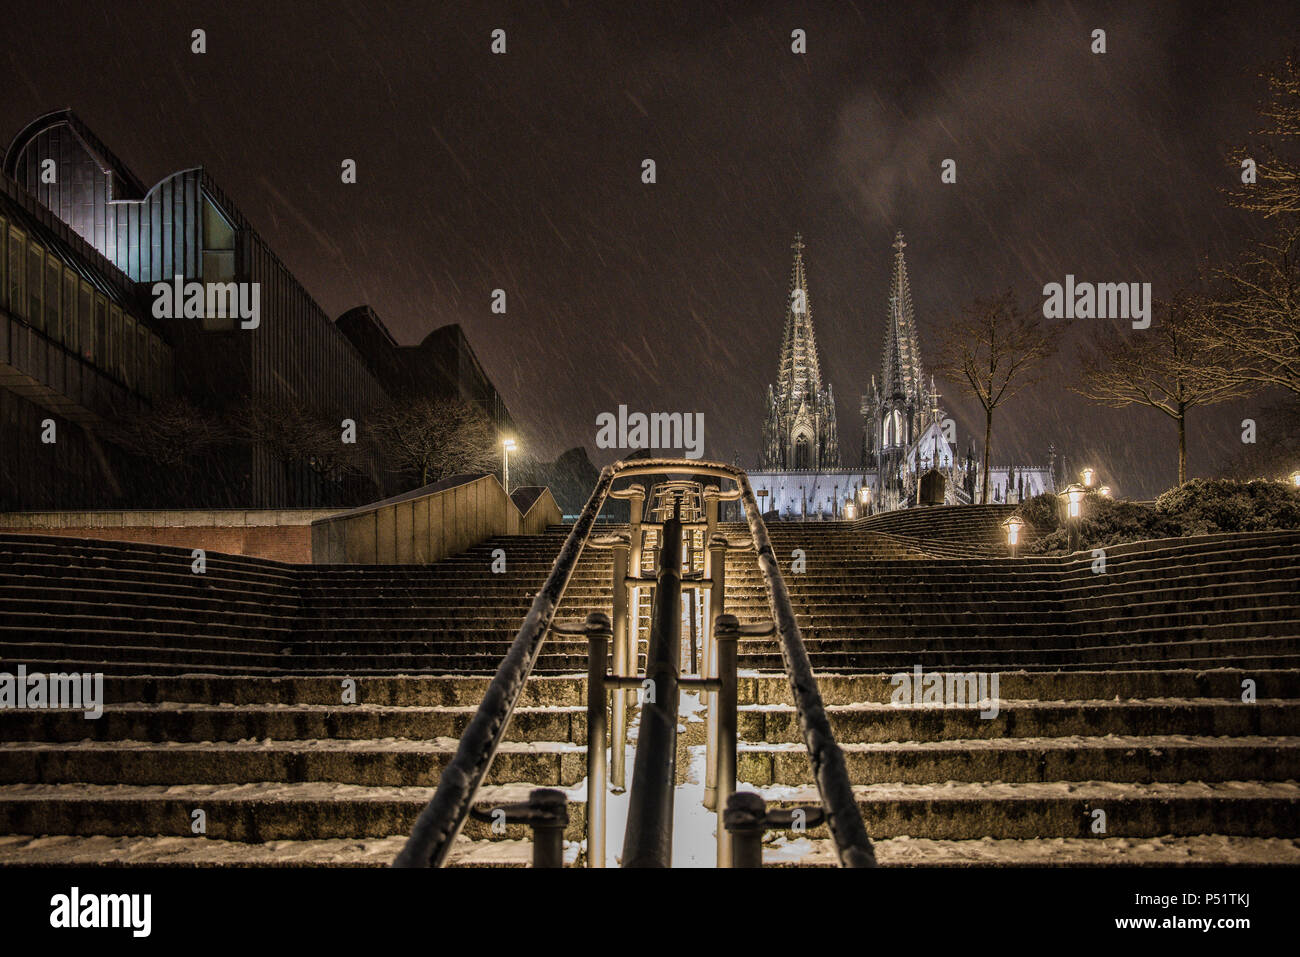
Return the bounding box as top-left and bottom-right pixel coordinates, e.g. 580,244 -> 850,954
1081,467 -> 1095,488
1290,470 -> 1300,487
1060,482 -> 1087,552
502,437 -> 517,494
1098,485 -> 1111,497
1001,513 -> 1025,559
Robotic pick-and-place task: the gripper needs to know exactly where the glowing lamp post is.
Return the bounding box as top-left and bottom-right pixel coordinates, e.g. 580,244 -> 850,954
859,485 -> 872,516
1291,470 -> 1300,487
1060,482 -> 1087,552
502,438 -> 517,495
1098,485 -> 1111,498
1001,513 -> 1025,559
1081,467 -> 1095,488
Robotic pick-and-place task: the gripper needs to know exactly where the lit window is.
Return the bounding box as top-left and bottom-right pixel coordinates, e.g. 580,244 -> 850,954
27,244 -> 42,332
123,316 -> 135,388
63,268 -> 77,352
45,257 -> 60,343
110,306 -> 122,379
94,295 -> 106,365
78,282 -> 92,362
9,229 -> 26,320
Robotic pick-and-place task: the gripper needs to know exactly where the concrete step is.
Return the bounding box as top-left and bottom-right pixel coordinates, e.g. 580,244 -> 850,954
740,735 -> 1300,786
769,834 -> 1300,867
0,782 -> 589,841
0,833 -> 561,867
742,699 -> 1300,742
0,703 -> 589,744
0,739 -> 587,787
759,780 -> 1300,839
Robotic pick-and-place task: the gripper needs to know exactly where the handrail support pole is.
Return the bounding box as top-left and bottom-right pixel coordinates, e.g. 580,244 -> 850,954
714,613 -> 739,867
584,612 -> 612,868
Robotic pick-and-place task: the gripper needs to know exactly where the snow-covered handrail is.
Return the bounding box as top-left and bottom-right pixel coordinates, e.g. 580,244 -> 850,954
392,464 -> 618,868
392,457 -> 874,868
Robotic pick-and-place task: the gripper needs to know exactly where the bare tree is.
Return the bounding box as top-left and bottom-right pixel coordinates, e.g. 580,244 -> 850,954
1076,296 -> 1247,485
1228,55 -> 1300,220
112,397 -> 230,471
934,290 -> 1054,504
1194,57 -> 1300,397
237,395 -> 368,479
369,397 -> 498,486
1188,228 -> 1300,398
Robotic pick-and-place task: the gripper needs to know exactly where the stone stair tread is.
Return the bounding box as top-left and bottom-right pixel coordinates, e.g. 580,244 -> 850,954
747,697 -> 1289,711
0,833 -> 568,867
752,779 -> 1300,801
767,835 -> 1300,867
2,738 -> 585,753
742,734 -> 1300,751
0,702 -> 585,715
0,781 -> 579,803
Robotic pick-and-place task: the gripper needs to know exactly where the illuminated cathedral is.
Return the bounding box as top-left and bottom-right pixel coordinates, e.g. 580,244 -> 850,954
751,231 -> 1056,519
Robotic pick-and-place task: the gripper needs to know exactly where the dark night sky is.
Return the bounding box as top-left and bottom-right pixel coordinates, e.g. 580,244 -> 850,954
3,1 -> 1297,497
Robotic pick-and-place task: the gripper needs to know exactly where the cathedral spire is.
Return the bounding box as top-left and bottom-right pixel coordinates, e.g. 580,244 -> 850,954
762,233 -> 840,470
880,229 -> 925,403
776,232 -> 823,404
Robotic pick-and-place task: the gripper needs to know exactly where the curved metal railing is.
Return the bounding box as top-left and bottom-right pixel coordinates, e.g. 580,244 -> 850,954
393,457 -> 874,868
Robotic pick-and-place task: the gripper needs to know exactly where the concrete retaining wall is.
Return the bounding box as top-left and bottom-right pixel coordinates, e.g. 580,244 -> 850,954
310,474 -> 562,564
0,509 -> 337,563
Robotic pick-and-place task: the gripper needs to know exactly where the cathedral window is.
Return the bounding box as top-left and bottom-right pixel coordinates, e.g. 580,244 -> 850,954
794,435 -> 810,469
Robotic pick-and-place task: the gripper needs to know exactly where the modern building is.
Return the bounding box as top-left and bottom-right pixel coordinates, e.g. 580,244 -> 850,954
1,110 -> 513,510
0,169 -> 173,509
337,307 -> 516,439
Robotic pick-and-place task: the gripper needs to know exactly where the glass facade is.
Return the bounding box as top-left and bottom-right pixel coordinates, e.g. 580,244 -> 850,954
0,208 -> 171,401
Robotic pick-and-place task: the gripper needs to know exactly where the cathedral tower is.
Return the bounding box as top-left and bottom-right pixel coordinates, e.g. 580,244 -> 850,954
761,234 -> 840,471
862,231 -> 927,492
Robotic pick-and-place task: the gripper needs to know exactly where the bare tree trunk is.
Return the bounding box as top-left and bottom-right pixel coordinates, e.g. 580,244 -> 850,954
1177,400 -> 1187,485
982,409 -> 993,504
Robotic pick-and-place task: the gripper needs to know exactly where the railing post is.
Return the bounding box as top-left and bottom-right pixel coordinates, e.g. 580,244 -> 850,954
714,613 -> 739,867
610,537 -> 630,791
529,788 -> 569,869
621,508 -> 683,868
467,787 -> 571,868
702,486 -> 720,577
724,792 -> 766,868
584,611 -> 611,868
703,534 -> 727,810
627,483 -> 645,573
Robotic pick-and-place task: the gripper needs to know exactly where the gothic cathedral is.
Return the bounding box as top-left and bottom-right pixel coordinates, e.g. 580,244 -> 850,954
760,235 -> 841,471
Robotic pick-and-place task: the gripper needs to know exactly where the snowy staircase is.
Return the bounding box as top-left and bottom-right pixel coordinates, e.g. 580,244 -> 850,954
1,517 -> 1298,866
0,531 -> 609,866
722,522 -> 1300,865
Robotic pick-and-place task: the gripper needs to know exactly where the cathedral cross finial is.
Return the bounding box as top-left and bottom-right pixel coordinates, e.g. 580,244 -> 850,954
792,233 -> 805,254
892,230 -> 906,254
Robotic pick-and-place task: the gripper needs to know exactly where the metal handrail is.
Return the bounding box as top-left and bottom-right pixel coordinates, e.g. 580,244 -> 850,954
392,466 -> 617,867
393,456 -> 874,868
621,503 -> 684,867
